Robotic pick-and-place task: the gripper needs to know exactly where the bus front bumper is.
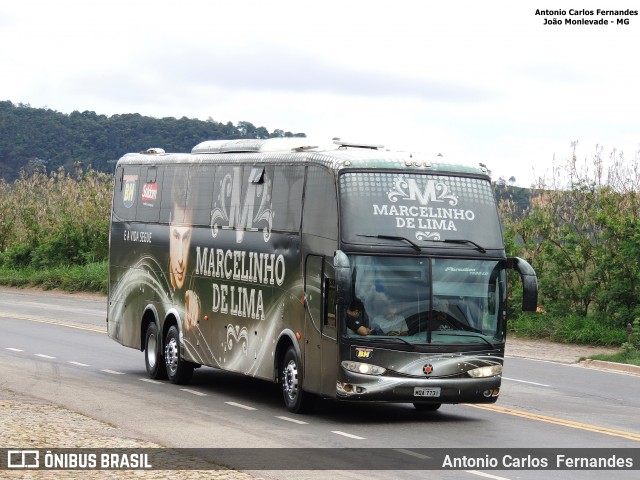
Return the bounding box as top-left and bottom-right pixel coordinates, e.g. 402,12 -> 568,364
336,372 -> 502,404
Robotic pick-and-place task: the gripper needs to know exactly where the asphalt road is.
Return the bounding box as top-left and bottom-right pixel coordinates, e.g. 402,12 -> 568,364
1,287 -> 639,480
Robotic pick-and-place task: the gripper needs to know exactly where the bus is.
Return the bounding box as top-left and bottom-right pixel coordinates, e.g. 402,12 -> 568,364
107,137 -> 538,413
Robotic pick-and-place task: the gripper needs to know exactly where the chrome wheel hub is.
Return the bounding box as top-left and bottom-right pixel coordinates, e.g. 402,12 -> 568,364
165,337 -> 179,375
283,359 -> 299,400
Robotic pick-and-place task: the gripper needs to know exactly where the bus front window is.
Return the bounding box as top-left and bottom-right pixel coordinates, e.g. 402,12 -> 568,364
343,256 -> 506,345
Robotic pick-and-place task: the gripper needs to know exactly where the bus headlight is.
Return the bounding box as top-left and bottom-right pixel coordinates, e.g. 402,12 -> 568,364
341,361 -> 386,376
467,364 -> 502,378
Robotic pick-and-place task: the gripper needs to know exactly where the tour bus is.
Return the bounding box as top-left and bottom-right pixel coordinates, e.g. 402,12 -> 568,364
107,137 -> 537,413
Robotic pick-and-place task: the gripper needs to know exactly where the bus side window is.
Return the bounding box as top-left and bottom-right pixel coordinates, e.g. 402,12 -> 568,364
244,165 -> 274,230
189,164 -> 218,227
272,166 -> 304,232
303,166 -> 337,241
136,166 -> 162,223
160,166 -> 189,224
113,165 -> 140,222
324,278 -> 337,330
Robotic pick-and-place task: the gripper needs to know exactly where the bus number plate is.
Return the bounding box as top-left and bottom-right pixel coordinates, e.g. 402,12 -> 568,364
414,387 -> 441,397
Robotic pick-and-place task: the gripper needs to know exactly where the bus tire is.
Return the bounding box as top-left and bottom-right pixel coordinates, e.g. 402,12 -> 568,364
413,402 -> 441,412
144,322 -> 167,380
282,346 -> 311,413
164,325 -> 194,385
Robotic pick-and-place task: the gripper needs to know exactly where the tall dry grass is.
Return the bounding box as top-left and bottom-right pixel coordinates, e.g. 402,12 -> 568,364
0,165 -> 112,292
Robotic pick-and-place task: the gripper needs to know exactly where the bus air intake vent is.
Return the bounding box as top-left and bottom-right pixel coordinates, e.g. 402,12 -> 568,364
192,139 -> 266,154
333,138 -> 384,150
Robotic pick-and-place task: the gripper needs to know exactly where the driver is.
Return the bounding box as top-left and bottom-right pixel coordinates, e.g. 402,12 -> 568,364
346,299 -> 381,335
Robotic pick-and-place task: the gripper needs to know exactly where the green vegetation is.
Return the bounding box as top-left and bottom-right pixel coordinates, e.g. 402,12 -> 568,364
0,261 -> 107,293
502,143 -> 640,361
590,350 -> 640,366
0,165 -> 111,293
508,312 -> 626,346
588,318 -> 640,364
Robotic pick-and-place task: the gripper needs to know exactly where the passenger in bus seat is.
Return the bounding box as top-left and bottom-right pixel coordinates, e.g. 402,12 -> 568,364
374,306 -> 409,336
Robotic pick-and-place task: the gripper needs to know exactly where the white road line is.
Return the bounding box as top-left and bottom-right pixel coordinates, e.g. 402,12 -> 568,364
34,354 -> 55,359
276,416 -> 309,425
393,448 -> 430,459
5,347 -> 24,352
331,431 -> 366,440
466,470 -> 512,480
101,369 -> 125,375
180,388 -> 207,397
225,401 -> 256,411
68,361 -> 90,367
502,377 -> 550,387
140,378 -> 163,384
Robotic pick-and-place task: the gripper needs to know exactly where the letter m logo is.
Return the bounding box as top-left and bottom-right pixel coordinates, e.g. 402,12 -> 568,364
211,167 -> 274,243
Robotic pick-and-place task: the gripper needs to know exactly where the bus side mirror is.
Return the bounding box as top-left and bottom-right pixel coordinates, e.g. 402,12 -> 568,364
507,257 -> 538,312
334,250 -> 352,306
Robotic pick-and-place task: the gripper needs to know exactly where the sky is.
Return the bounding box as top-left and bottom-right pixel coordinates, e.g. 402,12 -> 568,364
1,0 -> 639,187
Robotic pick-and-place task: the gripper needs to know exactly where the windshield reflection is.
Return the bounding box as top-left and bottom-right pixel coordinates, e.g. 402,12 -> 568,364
344,256 -> 506,345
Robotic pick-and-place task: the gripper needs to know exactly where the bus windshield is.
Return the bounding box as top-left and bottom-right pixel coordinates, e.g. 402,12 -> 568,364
343,256 -> 507,345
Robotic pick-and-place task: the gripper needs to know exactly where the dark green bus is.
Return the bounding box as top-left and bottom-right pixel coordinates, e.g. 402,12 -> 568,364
107,138 -> 537,413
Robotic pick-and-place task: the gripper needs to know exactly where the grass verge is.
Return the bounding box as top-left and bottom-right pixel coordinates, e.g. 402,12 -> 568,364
508,311 -> 626,346
0,261 -> 107,294
590,350 -> 640,366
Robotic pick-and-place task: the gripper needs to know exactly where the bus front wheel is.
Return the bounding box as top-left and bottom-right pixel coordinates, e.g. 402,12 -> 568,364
164,325 -> 194,385
144,322 -> 167,380
282,346 -> 311,413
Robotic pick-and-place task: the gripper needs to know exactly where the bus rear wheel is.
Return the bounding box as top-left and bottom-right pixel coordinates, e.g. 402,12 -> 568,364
165,325 -> 194,385
413,402 -> 442,412
282,346 -> 311,413
144,322 -> 167,379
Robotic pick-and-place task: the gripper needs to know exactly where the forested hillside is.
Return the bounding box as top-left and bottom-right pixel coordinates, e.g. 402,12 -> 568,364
0,101 -> 305,180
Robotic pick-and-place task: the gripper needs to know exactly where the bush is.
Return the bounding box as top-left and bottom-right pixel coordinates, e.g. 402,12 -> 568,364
508,311 -> 627,346
0,261 -> 108,294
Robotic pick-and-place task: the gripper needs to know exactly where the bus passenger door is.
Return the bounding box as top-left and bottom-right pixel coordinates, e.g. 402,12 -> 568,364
304,255 -> 323,393
304,255 -> 339,396
321,266 -> 338,395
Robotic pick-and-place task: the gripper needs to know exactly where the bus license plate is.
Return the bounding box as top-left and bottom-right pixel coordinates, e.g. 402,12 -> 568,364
414,387 -> 441,397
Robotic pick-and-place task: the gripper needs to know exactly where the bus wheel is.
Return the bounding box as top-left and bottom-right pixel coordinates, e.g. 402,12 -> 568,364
413,402 -> 441,412
144,322 -> 167,380
282,346 -> 310,413
164,325 -> 194,385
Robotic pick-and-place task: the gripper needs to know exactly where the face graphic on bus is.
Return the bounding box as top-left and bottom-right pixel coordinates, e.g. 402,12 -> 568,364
169,204 -> 192,290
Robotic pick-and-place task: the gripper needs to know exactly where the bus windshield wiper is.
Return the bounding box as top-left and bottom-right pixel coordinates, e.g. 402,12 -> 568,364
432,332 -> 495,348
357,234 -> 421,252
429,238 -> 486,253
366,336 -> 416,349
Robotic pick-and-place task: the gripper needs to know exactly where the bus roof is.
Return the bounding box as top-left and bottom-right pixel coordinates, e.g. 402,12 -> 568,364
117,138 -> 490,177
